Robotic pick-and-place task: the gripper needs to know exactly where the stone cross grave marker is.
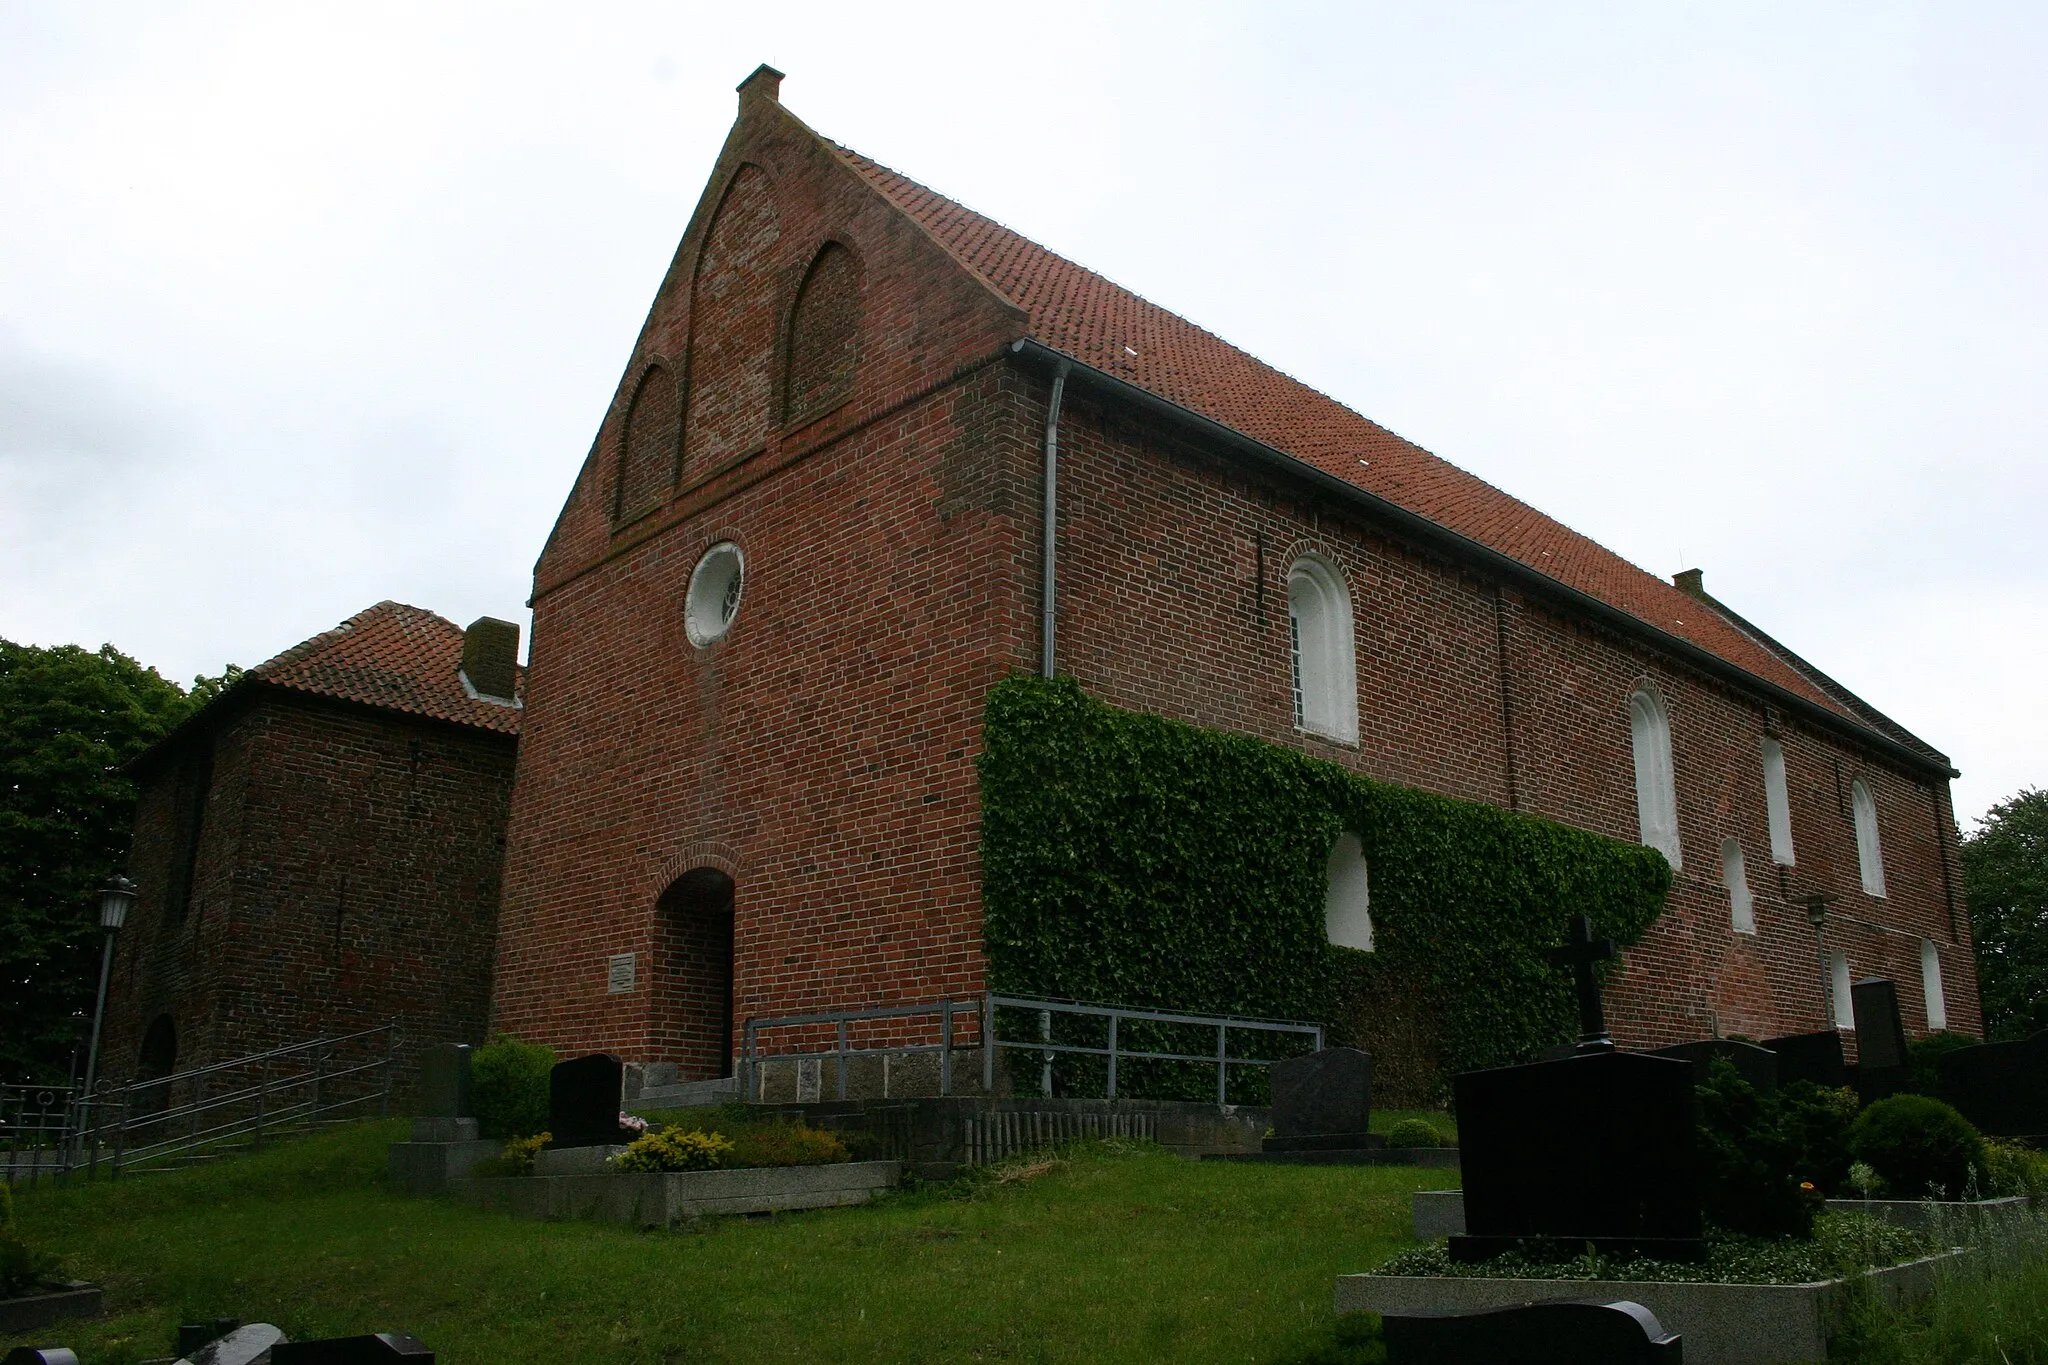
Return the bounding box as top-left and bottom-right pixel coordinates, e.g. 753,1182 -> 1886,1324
1449,914 -> 1704,1262
1382,1298 -> 1682,1363
1264,1047 -> 1378,1153
548,1053 -> 626,1149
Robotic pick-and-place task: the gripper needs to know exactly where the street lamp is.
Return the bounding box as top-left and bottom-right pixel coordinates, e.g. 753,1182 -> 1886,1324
81,873 -> 138,1112
1803,892 -> 1835,1030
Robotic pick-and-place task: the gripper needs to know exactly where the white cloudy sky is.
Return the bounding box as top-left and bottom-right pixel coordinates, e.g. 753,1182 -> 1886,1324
2,3 -> 2042,827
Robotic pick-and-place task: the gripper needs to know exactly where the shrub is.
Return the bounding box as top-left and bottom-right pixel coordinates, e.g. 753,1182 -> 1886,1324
1695,1058 -> 1826,1237
724,1122 -> 850,1169
1850,1095 -> 1987,1200
1982,1138 -> 2048,1201
613,1128 -> 735,1173
1776,1081 -> 1860,1196
1904,1030 -> 1981,1098
471,1034 -> 555,1140
1383,1118 -> 1445,1149
471,1131 -> 551,1178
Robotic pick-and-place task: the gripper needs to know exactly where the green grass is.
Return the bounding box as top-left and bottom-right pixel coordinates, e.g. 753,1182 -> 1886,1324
4,1120 -> 1457,1364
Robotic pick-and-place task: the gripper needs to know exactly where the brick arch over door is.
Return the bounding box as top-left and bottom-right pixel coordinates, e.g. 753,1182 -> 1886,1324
683,163 -> 782,472
653,867 -> 737,1080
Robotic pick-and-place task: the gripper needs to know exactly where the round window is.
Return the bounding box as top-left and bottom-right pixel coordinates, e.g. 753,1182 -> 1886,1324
685,542 -> 745,647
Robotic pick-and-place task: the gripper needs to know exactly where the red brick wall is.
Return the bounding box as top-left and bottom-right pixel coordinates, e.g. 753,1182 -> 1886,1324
104,691 -> 516,1084
497,88 -> 1977,1075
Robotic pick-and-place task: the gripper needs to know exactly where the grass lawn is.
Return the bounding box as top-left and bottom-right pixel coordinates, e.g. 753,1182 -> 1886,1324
4,1120 -> 1456,1364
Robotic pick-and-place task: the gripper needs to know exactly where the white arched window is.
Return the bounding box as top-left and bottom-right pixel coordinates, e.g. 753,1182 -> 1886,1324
1761,736 -> 1796,865
1851,777 -> 1886,897
1288,555 -> 1358,743
1629,686 -> 1681,868
1831,950 -> 1855,1030
1323,832 -> 1374,951
1921,939 -> 1948,1032
1721,837 -> 1755,934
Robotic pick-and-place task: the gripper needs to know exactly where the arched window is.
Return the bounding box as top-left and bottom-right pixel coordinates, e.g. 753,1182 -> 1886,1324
783,242 -> 862,426
1323,832 -> 1373,951
1760,736 -> 1795,865
1628,686 -> 1681,868
1921,939 -> 1948,1032
1721,837 -> 1755,934
1851,777 -> 1886,897
1288,555 -> 1357,743
614,362 -> 679,524
1830,950 -> 1855,1029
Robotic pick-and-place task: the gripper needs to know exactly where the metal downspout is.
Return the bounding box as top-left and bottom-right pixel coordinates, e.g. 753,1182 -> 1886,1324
1041,360 -> 1071,678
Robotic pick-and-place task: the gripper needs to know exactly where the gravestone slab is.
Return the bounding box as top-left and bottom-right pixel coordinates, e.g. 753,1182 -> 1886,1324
270,1333 -> 433,1364
184,1323 -> 286,1365
1650,1038 -> 1779,1093
418,1044 -> 472,1119
6,1351 -> 81,1365
1938,1031 -> 2048,1137
1851,979 -> 1910,1101
1452,1049 -> 1703,1262
1382,1298 -> 1681,1364
1764,1031 -> 1849,1088
1266,1047 -> 1375,1151
549,1054 -> 627,1149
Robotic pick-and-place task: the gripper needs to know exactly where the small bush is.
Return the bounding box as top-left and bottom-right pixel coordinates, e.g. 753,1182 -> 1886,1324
470,1034 -> 555,1140
724,1122 -> 850,1169
1983,1138 -> 2048,1201
1383,1118 -> 1445,1149
1776,1081 -> 1860,1195
471,1131 -> 551,1178
1903,1030 -> 1980,1098
1850,1095 -> 1987,1200
1695,1058 -> 1829,1237
614,1129 -> 735,1173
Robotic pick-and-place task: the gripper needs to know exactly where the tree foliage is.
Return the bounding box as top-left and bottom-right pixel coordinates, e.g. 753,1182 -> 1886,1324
1962,787 -> 2048,1040
0,639 -> 228,1082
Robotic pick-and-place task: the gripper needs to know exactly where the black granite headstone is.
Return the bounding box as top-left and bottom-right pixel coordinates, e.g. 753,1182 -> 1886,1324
417,1043 -> 472,1120
1264,1048 -> 1379,1152
1383,1298 -> 1682,1364
1650,1038 -> 1779,1093
1453,1049 -> 1704,1261
1851,979 -> 1909,1071
548,1053 -> 626,1149
270,1334 -> 434,1364
1938,1032 -> 2048,1137
1764,1031 -> 1849,1088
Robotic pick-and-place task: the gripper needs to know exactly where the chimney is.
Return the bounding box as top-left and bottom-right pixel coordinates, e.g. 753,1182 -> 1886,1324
737,63 -> 784,106
1672,568 -> 1706,600
461,617 -> 520,703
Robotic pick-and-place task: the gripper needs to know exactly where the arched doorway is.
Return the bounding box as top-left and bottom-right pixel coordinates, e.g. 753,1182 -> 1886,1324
656,868 -> 736,1079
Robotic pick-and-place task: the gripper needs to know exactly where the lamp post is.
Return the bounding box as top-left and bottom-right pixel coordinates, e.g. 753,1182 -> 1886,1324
81,873 -> 137,1111
1803,892 -> 1835,1030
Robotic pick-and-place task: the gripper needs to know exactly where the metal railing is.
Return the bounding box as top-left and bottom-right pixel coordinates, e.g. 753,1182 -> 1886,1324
3,1025 -> 398,1186
739,994 -> 1323,1106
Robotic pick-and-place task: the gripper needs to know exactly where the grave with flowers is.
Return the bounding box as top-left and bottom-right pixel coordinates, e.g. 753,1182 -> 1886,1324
447,1053 -> 901,1227
1337,916 -> 1977,1365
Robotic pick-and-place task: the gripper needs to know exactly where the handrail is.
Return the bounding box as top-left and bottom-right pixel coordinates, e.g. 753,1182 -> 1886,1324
739,993 -> 1322,1107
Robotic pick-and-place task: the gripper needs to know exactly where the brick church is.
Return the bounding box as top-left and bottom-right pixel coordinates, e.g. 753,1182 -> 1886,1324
488,65 -> 1978,1083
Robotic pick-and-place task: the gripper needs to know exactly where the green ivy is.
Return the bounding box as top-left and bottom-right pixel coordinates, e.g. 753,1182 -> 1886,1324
976,676 -> 1672,1100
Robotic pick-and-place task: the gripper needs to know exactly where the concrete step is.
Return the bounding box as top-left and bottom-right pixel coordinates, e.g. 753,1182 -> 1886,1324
630,1076 -> 738,1112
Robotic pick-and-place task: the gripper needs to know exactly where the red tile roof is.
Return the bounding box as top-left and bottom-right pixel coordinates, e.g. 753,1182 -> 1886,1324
249,601 -> 522,736
832,143 -> 1909,745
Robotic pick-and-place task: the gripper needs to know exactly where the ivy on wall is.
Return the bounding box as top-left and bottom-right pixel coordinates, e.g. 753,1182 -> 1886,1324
977,675 -> 1672,1101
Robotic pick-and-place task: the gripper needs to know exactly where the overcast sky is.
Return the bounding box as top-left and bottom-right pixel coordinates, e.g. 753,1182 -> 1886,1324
3,3 -> 2042,828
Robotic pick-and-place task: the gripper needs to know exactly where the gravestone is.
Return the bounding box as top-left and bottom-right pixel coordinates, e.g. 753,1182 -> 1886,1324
184,1324 -> 286,1365
1450,916 -> 1704,1262
418,1043 -> 472,1119
1938,1031 -> 2048,1138
1764,1030 -> 1849,1088
1382,1298 -> 1682,1364
270,1334 -> 433,1364
549,1053 -> 628,1148
1649,1038 -> 1779,1093
1850,978 -> 1910,1101
5,1351 -> 81,1365
1264,1048 -> 1378,1152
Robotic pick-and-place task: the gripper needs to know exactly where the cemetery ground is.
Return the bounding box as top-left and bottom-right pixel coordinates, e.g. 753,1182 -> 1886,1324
10,1119 -> 2048,1363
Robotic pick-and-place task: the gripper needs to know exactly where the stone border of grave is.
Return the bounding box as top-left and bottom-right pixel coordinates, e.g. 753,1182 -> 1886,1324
1411,1189 -> 2034,1243
1204,1145 -> 1459,1168
0,1279 -> 103,1333
1337,1249 -> 1964,1365
451,1159 -> 904,1227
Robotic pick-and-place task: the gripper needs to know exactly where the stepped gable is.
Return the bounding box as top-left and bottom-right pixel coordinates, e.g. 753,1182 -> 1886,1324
827,139 -> 1934,756
250,600 -> 523,735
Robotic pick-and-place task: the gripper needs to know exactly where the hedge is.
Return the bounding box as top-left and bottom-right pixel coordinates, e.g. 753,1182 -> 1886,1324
976,675 -> 1671,1101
